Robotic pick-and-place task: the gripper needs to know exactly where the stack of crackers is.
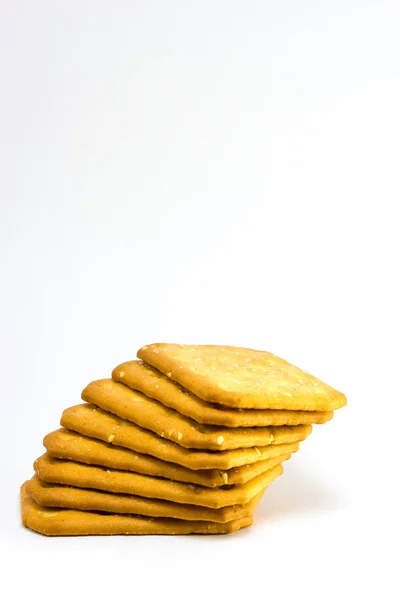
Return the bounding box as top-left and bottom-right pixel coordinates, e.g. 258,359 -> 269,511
21,344 -> 346,536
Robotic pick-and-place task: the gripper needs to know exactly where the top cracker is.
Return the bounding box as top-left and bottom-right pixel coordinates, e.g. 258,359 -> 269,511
137,344 -> 347,411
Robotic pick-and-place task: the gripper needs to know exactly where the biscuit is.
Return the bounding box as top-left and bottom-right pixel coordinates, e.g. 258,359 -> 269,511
137,344 -> 347,410
83,379 -> 283,450
113,360 -> 334,426
21,483 -> 252,536
61,403 -> 312,470
26,475 -> 262,523
44,428 -> 298,487
34,454 -> 284,509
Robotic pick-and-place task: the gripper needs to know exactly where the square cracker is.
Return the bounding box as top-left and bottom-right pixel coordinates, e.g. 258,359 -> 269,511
61,403 -> 312,470
82,378 -> 307,451
44,428 -> 297,487
137,344 -> 347,410
113,360 -> 333,427
26,475 -> 263,523
34,453 -> 284,509
21,483 -> 252,536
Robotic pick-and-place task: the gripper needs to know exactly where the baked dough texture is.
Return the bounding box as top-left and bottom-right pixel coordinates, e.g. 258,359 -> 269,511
82,378 -> 277,451
44,428 -> 298,487
21,483 -> 252,536
137,344 -> 347,410
113,360 -> 334,426
34,454 -> 285,509
21,343 -> 346,536
61,403 -> 312,470
26,475 -> 263,522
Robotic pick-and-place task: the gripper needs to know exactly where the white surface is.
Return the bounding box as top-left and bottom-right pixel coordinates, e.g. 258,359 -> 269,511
1,0 -> 399,597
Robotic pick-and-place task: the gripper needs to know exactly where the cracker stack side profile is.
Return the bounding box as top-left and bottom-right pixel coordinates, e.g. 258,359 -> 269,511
21,344 -> 346,536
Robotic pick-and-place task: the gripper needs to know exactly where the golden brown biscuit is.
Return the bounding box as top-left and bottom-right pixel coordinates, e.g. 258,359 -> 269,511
44,428 -> 298,487
21,483 -> 252,536
113,360 -> 334,426
27,475 -> 262,522
137,344 -> 347,410
61,403 -> 312,470
34,454 -> 285,508
82,379 -> 282,450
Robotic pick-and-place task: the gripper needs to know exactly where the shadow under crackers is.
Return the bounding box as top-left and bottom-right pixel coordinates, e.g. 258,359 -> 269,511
256,461 -> 347,523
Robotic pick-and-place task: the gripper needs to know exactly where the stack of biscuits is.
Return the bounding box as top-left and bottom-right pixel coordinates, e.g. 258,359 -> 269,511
21,344 -> 346,536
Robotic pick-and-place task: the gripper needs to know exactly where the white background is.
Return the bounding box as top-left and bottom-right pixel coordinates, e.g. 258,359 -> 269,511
1,0 -> 399,597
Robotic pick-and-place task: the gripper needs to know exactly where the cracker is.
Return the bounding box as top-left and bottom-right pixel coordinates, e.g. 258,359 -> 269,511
137,344 -> 347,410
45,428 -> 297,487
34,454 -> 284,509
21,483 -> 252,536
61,403 -> 312,470
113,360 -> 334,426
82,379 -> 284,450
26,475 -> 262,523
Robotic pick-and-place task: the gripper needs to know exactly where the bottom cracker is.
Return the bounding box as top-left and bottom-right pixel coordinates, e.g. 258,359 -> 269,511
20,483 -> 252,536
26,475 -> 263,522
